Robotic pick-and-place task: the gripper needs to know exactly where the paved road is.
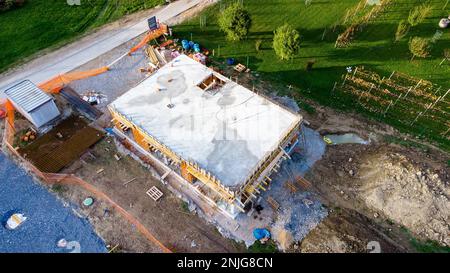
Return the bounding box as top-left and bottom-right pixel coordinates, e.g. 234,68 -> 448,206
0,0 -> 204,95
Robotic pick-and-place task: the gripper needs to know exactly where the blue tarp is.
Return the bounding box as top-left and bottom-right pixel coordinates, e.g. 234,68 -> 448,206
253,228 -> 271,240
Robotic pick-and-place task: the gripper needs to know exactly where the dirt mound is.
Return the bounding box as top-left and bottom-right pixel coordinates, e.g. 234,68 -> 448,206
300,209 -> 405,253
358,152 -> 449,246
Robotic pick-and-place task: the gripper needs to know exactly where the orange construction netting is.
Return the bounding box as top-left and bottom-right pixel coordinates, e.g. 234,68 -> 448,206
38,66 -> 109,94
128,24 -> 168,54
5,100 -> 15,131
37,24 -> 167,94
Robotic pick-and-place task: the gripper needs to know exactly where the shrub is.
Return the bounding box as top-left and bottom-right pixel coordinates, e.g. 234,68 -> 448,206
218,3 -> 252,41
395,20 -> 409,41
409,37 -> 431,60
306,59 -> 315,72
273,23 -> 300,60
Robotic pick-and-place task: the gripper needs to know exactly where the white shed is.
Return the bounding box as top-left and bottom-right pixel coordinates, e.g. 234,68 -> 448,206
4,80 -> 61,130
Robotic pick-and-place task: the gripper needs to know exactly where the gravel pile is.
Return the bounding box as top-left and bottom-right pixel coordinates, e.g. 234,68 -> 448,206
0,153 -> 106,253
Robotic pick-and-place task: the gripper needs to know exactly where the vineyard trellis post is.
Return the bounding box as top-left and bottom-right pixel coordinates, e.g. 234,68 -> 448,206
433,86 -> 441,96
321,28 -> 327,40
393,93 -> 403,106
388,71 -> 395,80
410,89 -> 449,125
378,76 -> 384,88
403,86 -> 413,99
341,74 -> 348,87
383,100 -> 393,116
331,82 -> 337,93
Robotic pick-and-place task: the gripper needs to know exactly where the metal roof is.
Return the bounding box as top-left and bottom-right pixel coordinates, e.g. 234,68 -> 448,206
4,80 -> 53,113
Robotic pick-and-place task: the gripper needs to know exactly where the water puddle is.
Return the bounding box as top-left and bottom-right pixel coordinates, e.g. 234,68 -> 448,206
323,133 -> 369,145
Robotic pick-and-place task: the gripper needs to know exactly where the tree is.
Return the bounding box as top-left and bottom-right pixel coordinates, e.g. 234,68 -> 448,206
255,39 -> 262,52
218,3 -> 252,41
395,20 -> 409,41
273,23 -> 300,60
408,4 -> 432,27
439,49 -> 450,65
409,37 -> 431,61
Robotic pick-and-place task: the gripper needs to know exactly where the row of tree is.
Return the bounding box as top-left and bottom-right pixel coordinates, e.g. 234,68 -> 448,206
394,3 -> 436,61
218,3 -> 300,60
395,3 -> 432,42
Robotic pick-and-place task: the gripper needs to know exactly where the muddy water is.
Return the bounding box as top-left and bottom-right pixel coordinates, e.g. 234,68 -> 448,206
0,153 -> 106,253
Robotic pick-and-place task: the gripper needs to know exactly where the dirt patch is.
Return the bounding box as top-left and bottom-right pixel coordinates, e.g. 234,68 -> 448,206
53,183 -> 161,253
63,137 -> 245,253
299,209 -> 407,253
304,100 -> 450,249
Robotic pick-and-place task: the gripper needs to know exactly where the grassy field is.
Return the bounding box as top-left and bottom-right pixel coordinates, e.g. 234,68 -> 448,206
175,0 -> 450,151
0,0 -> 163,72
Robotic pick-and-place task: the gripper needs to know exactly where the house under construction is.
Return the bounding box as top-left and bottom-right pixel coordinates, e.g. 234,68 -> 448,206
108,55 -> 302,217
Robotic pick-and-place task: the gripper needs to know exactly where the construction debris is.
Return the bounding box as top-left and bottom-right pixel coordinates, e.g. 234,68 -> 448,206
285,181 -> 298,193
83,197 -> 94,207
234,63 -> 246,73
146,186 -> 163,202
57,238 -> 68,248
267,197 -> 280,211
123,177 -> 137,186
20,129 -> 37,143
5,213 -> 27,230
82,91 -> 108,105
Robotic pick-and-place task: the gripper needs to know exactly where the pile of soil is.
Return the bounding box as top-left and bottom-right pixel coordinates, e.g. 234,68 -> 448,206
307,144 -> 449,247
358,151 -> 449,246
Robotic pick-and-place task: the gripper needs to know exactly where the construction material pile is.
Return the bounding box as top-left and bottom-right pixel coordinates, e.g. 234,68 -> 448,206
82,91 -> 108,105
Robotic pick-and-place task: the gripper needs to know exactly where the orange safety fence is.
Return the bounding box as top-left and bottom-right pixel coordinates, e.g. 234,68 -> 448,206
128,24 -> 168,54
2,125 -> 172,253
37,24 -> 168,94
38,66 -> 109,94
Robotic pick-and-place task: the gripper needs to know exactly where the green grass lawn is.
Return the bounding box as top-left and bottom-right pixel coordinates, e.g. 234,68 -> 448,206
175,0 -> 450,150
0,0 -> 164,72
